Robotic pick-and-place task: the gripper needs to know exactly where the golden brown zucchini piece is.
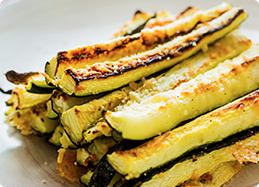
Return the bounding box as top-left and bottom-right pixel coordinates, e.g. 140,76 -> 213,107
136,131 -> 259,187
47,2 -> 232,82
58,7 -> 245,96
107,88 -> 259,178
105,44 -> 259,140
6,102 -> 58,135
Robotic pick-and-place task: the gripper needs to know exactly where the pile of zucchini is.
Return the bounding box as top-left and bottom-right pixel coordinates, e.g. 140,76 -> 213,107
3,2 -> 259,187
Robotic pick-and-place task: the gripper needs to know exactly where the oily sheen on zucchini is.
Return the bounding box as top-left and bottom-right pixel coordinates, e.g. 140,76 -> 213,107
57,5 -> 240,96
45,2 -> 231,81
105,44 -> 259,140
107,89 -> 259,179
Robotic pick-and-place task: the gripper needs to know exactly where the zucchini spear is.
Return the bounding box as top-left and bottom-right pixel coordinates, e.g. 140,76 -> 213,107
122,127 -> 259,187
105,44 -> 259,140
58,6 -> 245,96
46,2 -> 231,81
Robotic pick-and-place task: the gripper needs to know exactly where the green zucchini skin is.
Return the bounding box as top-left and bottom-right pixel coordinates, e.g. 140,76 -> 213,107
89,140 -> 147,187
26,83 -> 54,94
121,126 -> 259,187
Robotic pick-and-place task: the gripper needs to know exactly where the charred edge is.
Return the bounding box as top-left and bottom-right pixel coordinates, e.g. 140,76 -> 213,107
123,13 -> 157,37
5,70 -> 39,85
58,114 -> 81,148
56,36 -> 140,65
0,87 -> 12,94
122,124 -> 259,187
69,9 -> 244,82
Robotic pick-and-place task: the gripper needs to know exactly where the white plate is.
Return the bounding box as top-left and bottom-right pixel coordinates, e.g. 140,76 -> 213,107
0,0 -> 259,186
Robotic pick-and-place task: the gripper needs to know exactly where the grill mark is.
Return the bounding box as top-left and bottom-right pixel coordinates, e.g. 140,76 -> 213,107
67,9 -> 244,84
56,35 -> 140,65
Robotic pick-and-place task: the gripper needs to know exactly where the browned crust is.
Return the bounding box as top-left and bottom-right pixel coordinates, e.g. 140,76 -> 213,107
65,9 -> 244,84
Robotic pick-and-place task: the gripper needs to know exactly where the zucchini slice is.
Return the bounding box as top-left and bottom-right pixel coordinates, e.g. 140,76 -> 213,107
46,3 -> 231,81
128,29 -> 252,102
6,85 -> 51,110
107,88 -> 259,178
58,6 -> 245,96
59,86 -> 132,147
122,127 -> 259,187
105,44 -> 259,140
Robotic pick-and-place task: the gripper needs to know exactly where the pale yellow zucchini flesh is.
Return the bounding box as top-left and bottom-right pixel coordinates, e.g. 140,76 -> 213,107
107,88 -> 259,178
45,2 -> 231,81
105,44 -> 259,140
58,7 -> 245,96
127,29 -> 252,103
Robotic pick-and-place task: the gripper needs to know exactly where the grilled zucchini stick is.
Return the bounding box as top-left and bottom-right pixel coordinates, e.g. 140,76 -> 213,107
105,44 -> 259,140
133,130 -> 259,187
59,87 -> 132,147
128,29 -> 252,102
107,88 -> 259,179
58,7 -> 245,96
46,2 -> 231,81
